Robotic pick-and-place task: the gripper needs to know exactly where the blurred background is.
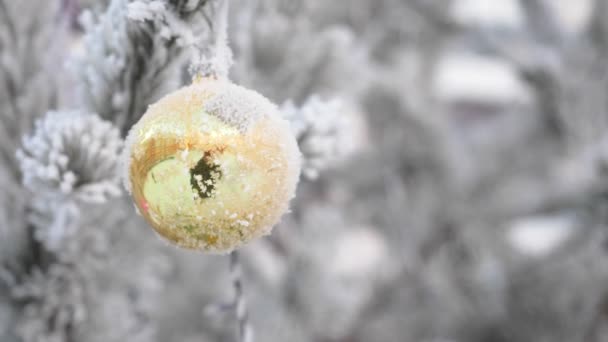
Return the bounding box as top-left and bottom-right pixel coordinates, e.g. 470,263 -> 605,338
2,0 -> 608,341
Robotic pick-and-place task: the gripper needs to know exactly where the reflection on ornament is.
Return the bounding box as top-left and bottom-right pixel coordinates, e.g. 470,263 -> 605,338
122,78 -> 301,253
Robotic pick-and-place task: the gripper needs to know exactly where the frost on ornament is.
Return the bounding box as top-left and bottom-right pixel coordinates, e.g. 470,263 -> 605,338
122,79 -> 301,253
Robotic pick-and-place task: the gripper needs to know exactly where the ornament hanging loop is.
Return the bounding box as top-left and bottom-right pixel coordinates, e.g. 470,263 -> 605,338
190,0 -> 233,82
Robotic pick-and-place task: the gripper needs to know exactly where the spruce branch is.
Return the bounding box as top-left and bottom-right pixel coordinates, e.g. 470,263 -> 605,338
71,0 -> 212,135
0,0 -> 66,270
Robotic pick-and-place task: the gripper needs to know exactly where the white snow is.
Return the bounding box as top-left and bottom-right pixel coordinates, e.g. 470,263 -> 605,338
506,215 -> 576,257
434,54 -> 530,103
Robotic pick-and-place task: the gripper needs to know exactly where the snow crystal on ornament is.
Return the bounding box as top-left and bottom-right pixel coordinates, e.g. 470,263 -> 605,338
203,80 -> 271,132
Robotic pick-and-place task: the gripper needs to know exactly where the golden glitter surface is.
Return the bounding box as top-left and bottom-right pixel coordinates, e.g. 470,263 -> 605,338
123,79 -> 301,252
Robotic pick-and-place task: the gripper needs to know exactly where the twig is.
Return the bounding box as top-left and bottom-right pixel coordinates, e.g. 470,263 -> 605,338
190,0 -> 233,80
204,251 -> 254,342
229,251 -> 254,342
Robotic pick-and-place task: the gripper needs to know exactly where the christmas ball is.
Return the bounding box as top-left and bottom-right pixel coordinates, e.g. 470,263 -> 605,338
122,78 -> 301,253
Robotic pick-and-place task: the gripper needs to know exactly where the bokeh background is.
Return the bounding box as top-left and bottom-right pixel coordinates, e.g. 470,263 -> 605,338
2,0 -> 608,341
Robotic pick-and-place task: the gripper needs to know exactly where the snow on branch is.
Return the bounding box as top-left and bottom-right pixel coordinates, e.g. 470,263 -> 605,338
17,111 -> 123,204
16,111 -> 123,250
0,0 -> 66,264
0,0 -> 65,172
282,96 -> 361,179
70,0 -> 211,135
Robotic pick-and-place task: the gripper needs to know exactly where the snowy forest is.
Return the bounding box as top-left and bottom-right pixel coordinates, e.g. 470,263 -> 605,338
2,0 -> 608,341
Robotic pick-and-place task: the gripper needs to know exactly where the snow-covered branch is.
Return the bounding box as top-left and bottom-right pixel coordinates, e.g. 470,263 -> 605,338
70,0 -> 210,135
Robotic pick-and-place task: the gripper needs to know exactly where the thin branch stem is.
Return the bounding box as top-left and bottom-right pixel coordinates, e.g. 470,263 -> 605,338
229,251 -> 253,342
190,0 -> 233,80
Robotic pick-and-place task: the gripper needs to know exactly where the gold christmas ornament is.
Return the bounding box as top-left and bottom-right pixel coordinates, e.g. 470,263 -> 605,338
122,78 -> 301,253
